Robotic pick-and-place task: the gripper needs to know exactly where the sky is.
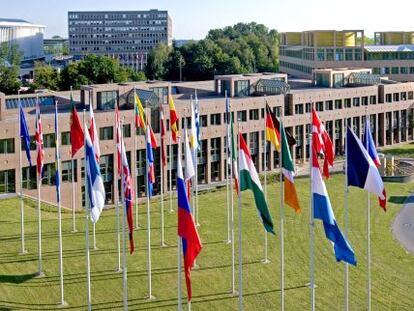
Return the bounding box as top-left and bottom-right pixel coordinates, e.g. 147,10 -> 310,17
2,0 -> 414,39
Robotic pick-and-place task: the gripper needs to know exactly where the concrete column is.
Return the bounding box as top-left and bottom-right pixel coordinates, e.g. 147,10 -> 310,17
397,110 -> 401,143
206,138 -> 211,184
405,109 -> 409,142
332,120 -> 336,154
390,112 -> 394,145
374,114 -> 379,146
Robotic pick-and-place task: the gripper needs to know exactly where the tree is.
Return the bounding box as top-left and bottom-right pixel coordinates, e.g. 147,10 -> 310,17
145,43 -> 171,80
0,43 -> 22,94
32,61 -> 59,90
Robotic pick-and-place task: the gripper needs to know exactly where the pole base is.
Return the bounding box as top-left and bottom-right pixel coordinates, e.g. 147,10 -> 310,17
160,242 -> 168,248
224,239 -> 232,245
71,229 -> 78,233
146,295 -> 156,301
35,271 -> 46,278
193,263 -> 200,270
134,226 -> 141,231
57,301 -> 69,308
305,282 -> 318,289
169,209 -> 174,214
196,223 -> 200,227
261,258 -> 271,264
93,247 -> 99,251
230,289 -> 239,296
18,250 -> 28,255
116,268 -> 123,273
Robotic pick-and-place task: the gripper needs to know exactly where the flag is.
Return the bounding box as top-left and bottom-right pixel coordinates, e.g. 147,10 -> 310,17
115,105 -> 122,176
19,101 -> 32,166
230,105 -> 239,194
194,92 -> 201,149
35,100 -> 44,179
148,122 -> 158,149
265,103 -> 281,152
280,124 -> 301,213
312,108 -> 334,178
177,143 -> 202,301
85,129 -> 105,223
189,100 -> 199,151
54,102 -> 61,203
347,127 -> 387,211
239,133 -> 274,234
120,134 -> 135,253
169,95 -> 179,143
362,118 -> 386,210
184,127 -> 195,199
70,93 -> 84,157
146,123 -> 155,198
312,146 -> 356,265
89,103 -> 100,162
160,108 -> 167,167
134,92 -> 146,129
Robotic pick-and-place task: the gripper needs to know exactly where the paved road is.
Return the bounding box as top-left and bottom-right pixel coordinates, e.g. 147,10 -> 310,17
392,195 -> 414,254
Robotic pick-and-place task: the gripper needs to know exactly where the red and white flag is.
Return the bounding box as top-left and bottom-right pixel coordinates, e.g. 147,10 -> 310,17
89,104 -> 101,162
312,108 -> 334,178
35,101 -> 44,179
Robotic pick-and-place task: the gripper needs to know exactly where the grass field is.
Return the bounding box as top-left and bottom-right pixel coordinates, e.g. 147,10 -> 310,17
1,174 -> 414,310
379,142 -> 414,158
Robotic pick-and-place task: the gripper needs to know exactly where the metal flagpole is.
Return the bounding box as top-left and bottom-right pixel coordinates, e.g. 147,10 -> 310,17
365,112 -> 371,311
90,91 -> 97,250
36,94 -> 44,278
193,98 -> 199,228
279,102 -> 285,311
116,107 -> 121,273
344,120 -> 349,311
169,116 -> 174,213
178,235 -> 182,310
83,110 -> 92,311
120,122 -> 129,310
56,101 -> 67,307
237,123 -> 243,311
134,87 -> 140,230
18,91 -> 27,255
263,98 -> 269,264
160,105 -> 166,247
71,86 -> 77,233
309,101 -> 315,311
229,99 -> 236,295
146,106 -> 155,300
225,92 -> 231,243
194,91 -> 200,230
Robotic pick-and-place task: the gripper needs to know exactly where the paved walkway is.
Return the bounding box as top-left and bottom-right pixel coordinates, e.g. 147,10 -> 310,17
392,195 -> 414,254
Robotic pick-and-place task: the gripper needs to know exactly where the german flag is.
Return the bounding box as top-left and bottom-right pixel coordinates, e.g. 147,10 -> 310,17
169,95 -> 179,143
265,103 -> 281,152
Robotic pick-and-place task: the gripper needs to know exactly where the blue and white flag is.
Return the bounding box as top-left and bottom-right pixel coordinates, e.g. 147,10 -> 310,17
347,127 -> 386,210
85,129 -> 105,223
19,101 -> 32,166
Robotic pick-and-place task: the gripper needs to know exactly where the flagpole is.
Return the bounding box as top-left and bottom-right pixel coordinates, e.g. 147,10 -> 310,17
56,101 -> 67,307
309,101 -> 315,311
120,122 -> 129,310
279,102 -> 285,311
83,110 -> 92,311
365,112 -> 371,311
71,86 -> 77,233
344,121 -> 349,311
169,119 -> 173,213
194,90 -> 200,229
229,99 -> 236,295
263,98 -> 269,264
90,90 -> 97,250
146,105 -> 155,300
133,87 -> 140,230
115,106 -> 121,273
36,94 -> 44,278
178,235 -> 182,311
237,122 -> 243,311
160,105 -> 166,247
225,92 -> 231,243
18,91 -> 27,255
193,98 -> 199,229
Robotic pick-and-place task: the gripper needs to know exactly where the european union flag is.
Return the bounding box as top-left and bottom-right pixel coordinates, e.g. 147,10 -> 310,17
19,102 -> 32,166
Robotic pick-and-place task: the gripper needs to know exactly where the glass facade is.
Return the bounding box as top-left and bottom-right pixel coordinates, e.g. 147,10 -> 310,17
97,91 -> 117,110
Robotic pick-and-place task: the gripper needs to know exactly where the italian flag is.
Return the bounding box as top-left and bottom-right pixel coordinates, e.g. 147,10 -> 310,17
239,133 -> 274,234
280,124 -> 301,213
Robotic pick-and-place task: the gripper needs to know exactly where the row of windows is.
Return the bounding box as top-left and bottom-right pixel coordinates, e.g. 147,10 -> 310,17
372,67 -> 414,75
279,61 -> 313,74
280,47 -> 363,62
69,13 -> 167,20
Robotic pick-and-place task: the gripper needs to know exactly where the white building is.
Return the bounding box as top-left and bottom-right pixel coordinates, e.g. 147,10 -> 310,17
0,18 -> 45,61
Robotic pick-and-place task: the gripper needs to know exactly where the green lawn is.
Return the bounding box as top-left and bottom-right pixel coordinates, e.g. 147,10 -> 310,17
1,175 -> 414,310
379,142 -> 414,158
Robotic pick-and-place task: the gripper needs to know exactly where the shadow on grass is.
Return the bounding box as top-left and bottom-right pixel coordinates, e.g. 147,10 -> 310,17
389,196 -> 409,205
0,273 -> 36,284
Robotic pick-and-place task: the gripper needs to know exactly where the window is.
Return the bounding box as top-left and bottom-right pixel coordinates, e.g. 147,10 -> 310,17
61,132 -> 71,145
335,49 -> 344,61
210,138 -> 221,163
295,104 -> 304,115
334,99 -> 342,109
224,112 -> 235,124
317,49 -> 325,61
401,92 -> 407,101
345,48 -> 353,61
0,138 -> 14,154
22,166 -> 36,189
316,101 -> 324,112
393,93 -> 400,102
401,67 -> 409,74
0,169 -> 15,193
200,115 -> 207,127
355,48 -> 362,61
362,97 -> 368,106
62,160 -> 77,182
234,80 -> 250,97
305,103 -> 312,113
237,110 -> 247,122
97,91 -> 117,110
345,98 -> 351,108
249,132 -> 259,155
273,106 -> 281,117
99,127 -> 114,140
42,163 -> 56,185
391,67 -> 399,74
353,97 -> 360,107
21,135 -> 36,151
326,48 -> 334,61
249,109 -> 259,120
43,133 -> 56,148
122,124 -> 131,138
370,96 -> 376,105
325,100 -> 333,111
210,113 -> 221,125
386,94 -> 392,103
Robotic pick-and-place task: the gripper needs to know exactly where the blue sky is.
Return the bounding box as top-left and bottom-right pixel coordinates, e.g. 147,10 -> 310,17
2,0 -> 414,39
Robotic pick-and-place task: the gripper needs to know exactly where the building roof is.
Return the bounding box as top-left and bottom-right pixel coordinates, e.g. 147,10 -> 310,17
365,45 -> 414,52
0,18 -> 45,28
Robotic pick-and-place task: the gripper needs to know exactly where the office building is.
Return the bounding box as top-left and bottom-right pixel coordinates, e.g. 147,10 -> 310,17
280,30 -> 414,82
0,69 -> 412,209
68,9 -> 172,70
0,18 -> 45,61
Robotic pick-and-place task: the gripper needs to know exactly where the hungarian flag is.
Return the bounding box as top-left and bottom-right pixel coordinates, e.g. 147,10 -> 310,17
177,140 -> 202,301
265,103 -> 281,152
89,103 -> 100,162
70,94 -> 84,157
169,95 -> 179,143
312,108 -> 334,178
239,133 -> 274,234
35,101 -> 44,179
160,108 -> 167,167
280,124 -> 301,213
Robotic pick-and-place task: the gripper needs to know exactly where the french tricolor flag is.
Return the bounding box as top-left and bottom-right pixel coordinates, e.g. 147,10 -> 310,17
347,127 -> 386,211
85,129 -> 105,223
177,140 -> 202,301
